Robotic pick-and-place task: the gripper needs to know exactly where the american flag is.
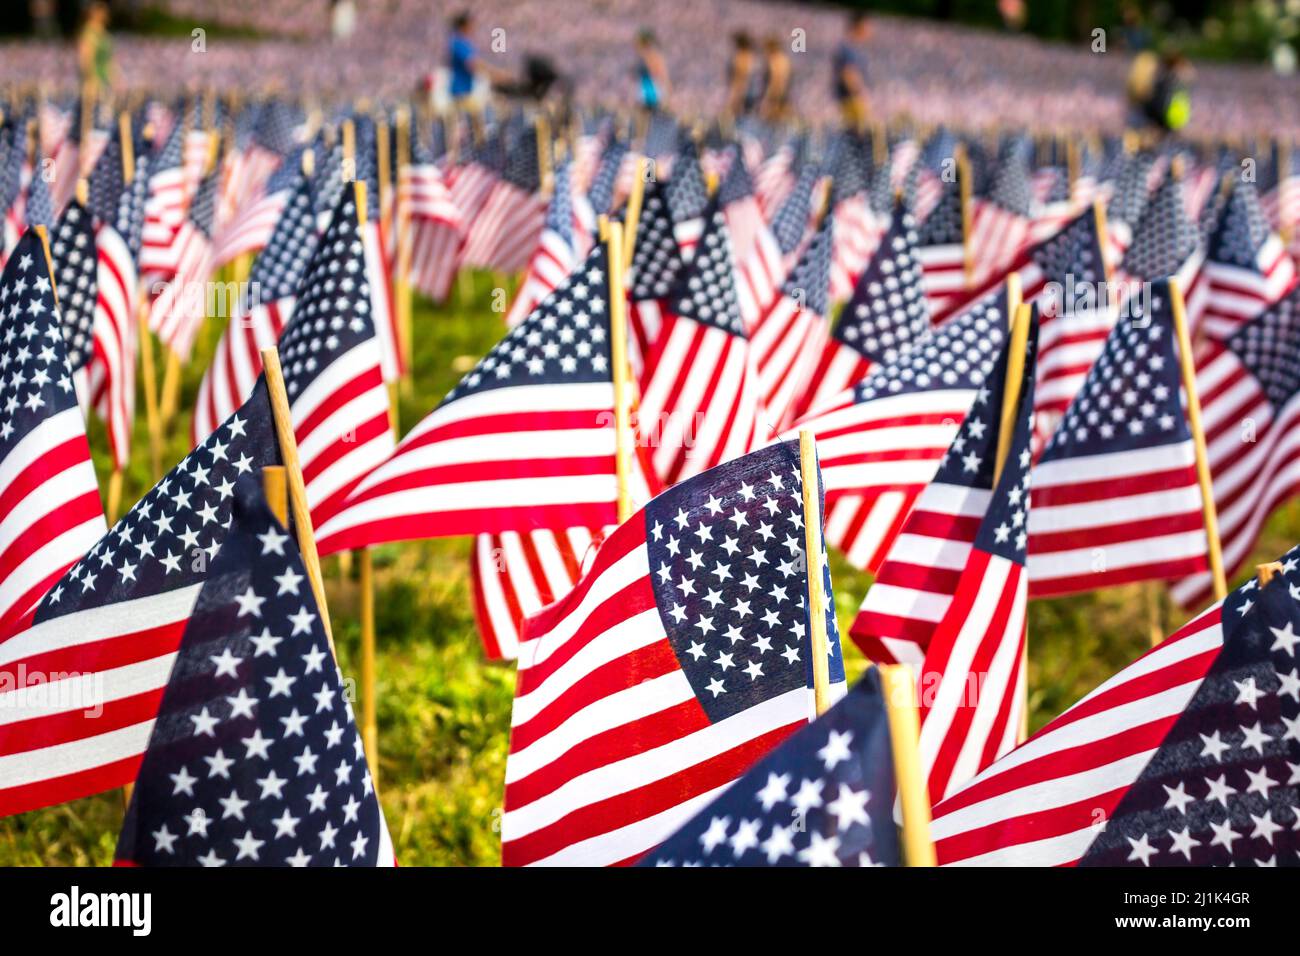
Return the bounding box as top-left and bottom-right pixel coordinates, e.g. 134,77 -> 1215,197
1,121 -> 29,262
352,118 -> 401,382
1117,168 -> 1205,328
114,476 -> 395,867
730,154 -> 789,331
768,163 -> 821,261
193,177 -> 319,445
1173,282 -> 1300,609
793,283 -> 1011,571
751,211 -> 833,431
967,145 -> 1033,289
460,124 -> 546,274
210,142 -> 303,272
506,158 -> 580,328
1105,149 -> 1154,261
849,308 -> 1035,671
914,176 -> 967,318
665,138 -> 710,256
0,230 -> 106,640
915,317 -> 1036,804
274,188 -> 395,532
717,145 -> 767,271
148,166 -> 218,361
791,200 -> 931,423
932,554 -> 1300,866
49,200 -> 98,409
827,136 -> 879,305
639,666 -> 901,867
22,163 -> 53,230
401,137 -> 463,303
313,243 -> 623,554
627,181 -> 687,377
1027,278 -> 1211,597
138,120 -> 189,282
501,439 -> 847,866
753,139 -> 798,219
586,137 -> 628,217
638,205 -> 769,485
1198,179 -> 1296,342
0,385 -> 279,817
87,130 -> 150,471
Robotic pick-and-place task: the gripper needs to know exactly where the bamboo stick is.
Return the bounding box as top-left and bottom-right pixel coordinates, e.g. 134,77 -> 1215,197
259,347 -> 336,652
1168,278 -> 1227,601
606,221 -> 634,523
358,547 -> 379,787
878,664 -> 937,866
798,430 -> 831,716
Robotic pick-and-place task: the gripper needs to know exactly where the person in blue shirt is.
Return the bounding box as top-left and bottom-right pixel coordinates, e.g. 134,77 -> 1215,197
447,11 -> 507,105
634,29 -> 670,113
832,12 -> 872,130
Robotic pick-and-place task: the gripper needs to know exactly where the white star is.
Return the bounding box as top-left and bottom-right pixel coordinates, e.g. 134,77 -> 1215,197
234,586 -> 266,617
796,830 -> 842,867
826,783 -> 871,831
1208,818 -> 1240,853
699,816 -> 730,854
1270,621 -> 1300,657
152,824 -> 179,855
1167,826 -> 1200,861
1125,833 -> 1158,866
817,729 -> 854,771
258,525 -> 290,555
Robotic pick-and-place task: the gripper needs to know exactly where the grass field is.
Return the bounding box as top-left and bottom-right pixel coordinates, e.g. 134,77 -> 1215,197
2,271 -> 1296,866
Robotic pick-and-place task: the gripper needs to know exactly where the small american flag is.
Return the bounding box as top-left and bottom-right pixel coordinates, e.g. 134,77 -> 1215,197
501,439 -> 847,866
402,135 -> 464,303
138,121 -> 188,282
585,137 -> 627,217
627,181 -> 687,376
1174,281 -> 1300,609
967,144 -> 1033,289
792,284 -> 1011,572
665,138 -> 710,256
1105,150 -> 1154,260
460,124 -> 546,274
115,475 -> 395,867
1198,179 -> 1296,342
1027,278 -> 1211,597
193,177 -> 319,445
915,175 -> 967,319
768,163 -> 821,260
314,243 -> 622,554
148,166 -> 219,361
828,135 -> 880,304
0,384 -> 279,817
638,205 -> 769,485
506,158 -> 580,328
49,200 -> 98,409
1117,168 -> 1205,327
792,200 -> 932,422
640,667 -> 901,867
0,230 -> 106,639
751,211 -> 833,431
276,188 -> 395,532
932,552 -> 1300,866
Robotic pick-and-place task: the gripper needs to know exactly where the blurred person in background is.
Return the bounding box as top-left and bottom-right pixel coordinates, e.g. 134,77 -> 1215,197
833,11 -> 872,129
330,0 -> 356,41
634,29 -> 670,113
760,35 -> 792,122
76,1 -> 114,101
725,31 -> 762,118
447,11 -> 510,107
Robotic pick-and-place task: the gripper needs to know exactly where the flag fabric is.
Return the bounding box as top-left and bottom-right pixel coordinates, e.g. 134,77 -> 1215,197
88,133 -> 150,470
501,439 -> 847,866
1027,278 -> 1211,597
638,206 -> 769,485
274,189 -> 395,532
751,211 -> 833,431
730,163 -> 789,332
49,200 -> 99,409
585,137 -> 627,218
1172,282 -> 1300,609
768,163 -> 821,262
1117,169 -> 1205,327
665,139 -> 710,256
0,121 -> 29,263
114,475 -> 395,867
313,243 -> 623,554
967,147 -> 1033,287
914,318 -> 1036,803
402,145 -> 464,303
915,177 -> 968,318
1198,179 -> 1296,342
0,230 -> 106,640
147,167 -> 218,361
1104,150 -> 1154,261
0,385 -> 279,817
138,121 -> 188,281
827,138 -> 879,305
209,144 -> 301,271
793,286 -> 1011,571
626,181 -> 688,377
931,554 -> 1300,867
22,164 -> 54,230
353,120 -> 402,382
718,146 -> 767,273
639,667 -> 901,867
460,126 -> 546,274
506,159 -> 579,328
192,177 -> 319,445
849,308 -> 1035,673
791,201 -> 932,423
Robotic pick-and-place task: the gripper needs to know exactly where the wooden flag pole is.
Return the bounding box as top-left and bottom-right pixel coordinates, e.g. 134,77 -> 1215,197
623,157 -> 648,273
263,464 -> 289,526
1169,277 -> 1228,602
993,302 -> 1031,485
605,220 -> 634,523
1257,561 -> 1283,587
798,430 -> 832,717
260,347 -> 336,652
1280,139 -> 1294,247
159,350 -> 183,427
393,108 -> 414,395
358,546 -> 380,786
137,301 -> 163,478
957,144 -> 973,288
878,663 -> 938,867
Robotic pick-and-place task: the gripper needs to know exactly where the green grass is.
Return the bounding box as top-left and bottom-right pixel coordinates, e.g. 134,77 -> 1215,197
3,270 -> 1298,865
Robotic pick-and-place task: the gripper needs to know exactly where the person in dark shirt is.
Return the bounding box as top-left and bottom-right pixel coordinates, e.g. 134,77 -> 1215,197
833,12 -> 873,130
760,35 -> 792,122
725,32 -> 763,118
634,29 -> 670,113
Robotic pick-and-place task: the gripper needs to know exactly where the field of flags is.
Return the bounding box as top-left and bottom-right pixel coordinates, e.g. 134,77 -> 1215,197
0,84 -> 1298,869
